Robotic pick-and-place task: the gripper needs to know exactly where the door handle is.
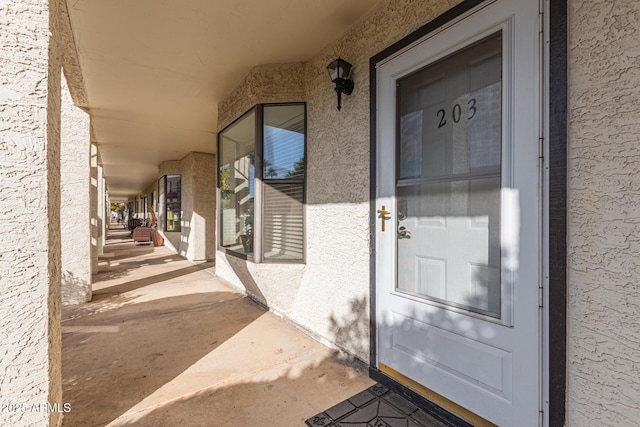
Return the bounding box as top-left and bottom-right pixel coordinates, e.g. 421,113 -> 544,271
398,226 -> 411,239
377,205 -> 391,232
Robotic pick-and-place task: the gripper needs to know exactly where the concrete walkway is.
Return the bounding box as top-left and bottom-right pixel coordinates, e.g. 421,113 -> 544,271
62,226 -> 373,426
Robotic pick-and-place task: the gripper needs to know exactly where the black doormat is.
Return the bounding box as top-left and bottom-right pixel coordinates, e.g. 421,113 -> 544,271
305,384 -> 450,427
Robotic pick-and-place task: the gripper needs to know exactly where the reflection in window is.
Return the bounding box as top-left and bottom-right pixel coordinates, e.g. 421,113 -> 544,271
165,175 -> 181,232
395,31 -> 502,318
219,110 -> 256,256
264,105 -> 305,179
157,177 -> 165,230
218,104 -> 305,261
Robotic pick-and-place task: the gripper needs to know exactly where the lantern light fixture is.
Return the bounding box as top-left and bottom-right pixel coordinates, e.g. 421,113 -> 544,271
327,57 -> 354,111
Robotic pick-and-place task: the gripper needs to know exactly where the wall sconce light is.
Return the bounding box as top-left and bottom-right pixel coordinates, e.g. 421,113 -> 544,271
327,57 -> 354,111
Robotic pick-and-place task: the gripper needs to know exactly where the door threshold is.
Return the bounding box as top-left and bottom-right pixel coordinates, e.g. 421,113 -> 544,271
373,364 -> 497,427
305,383 -> 453,427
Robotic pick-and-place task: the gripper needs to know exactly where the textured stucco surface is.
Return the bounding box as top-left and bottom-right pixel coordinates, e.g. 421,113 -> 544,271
216,0 -> 462,362
150,155 -> 216,261
218,62 -> 305,131
158,160 -> 180,177
567,0 -> 640,425
182,152 -> 217,261
0,0 -> 64,425
61,74 -> 91,305
57,0 -> 88,109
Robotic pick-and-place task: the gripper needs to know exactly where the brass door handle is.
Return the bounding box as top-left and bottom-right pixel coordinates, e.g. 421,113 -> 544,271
377,205 -> 391,232
398,226 -> 411,239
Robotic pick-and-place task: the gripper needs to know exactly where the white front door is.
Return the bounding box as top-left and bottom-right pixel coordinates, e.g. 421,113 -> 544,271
375,1 -> 542,426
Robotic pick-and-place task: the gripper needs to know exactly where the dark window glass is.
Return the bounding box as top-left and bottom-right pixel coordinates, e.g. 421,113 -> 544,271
219,110 -> 256,256
157,177 -> 165,230
165,175 -> 181,232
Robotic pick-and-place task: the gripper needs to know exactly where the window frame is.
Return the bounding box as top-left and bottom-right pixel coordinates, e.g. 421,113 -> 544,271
163,174 -> 182,232
218,107 -> 257,260
157,176 -> 165,231
217,102 -> 307,264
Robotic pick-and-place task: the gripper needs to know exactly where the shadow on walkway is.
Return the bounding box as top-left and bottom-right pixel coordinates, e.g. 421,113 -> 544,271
92,262 -> 215,299
62,229 -> 373,427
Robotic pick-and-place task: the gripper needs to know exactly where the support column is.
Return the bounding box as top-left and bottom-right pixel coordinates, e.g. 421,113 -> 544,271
105,189 -> 110,234
60,74 -> 91,305
90,142 -> 99,273
0,0 -> 63,425
97,163 -> 105,256
181,153 -> 217,261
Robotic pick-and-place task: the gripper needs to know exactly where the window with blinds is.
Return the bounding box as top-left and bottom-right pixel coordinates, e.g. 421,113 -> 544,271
263,183 -> 304,260
218,103 -> 306,262
262,104 -> 305,261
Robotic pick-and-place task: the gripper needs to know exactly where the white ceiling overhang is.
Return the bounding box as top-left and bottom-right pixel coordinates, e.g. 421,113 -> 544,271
66,0 -> 380,201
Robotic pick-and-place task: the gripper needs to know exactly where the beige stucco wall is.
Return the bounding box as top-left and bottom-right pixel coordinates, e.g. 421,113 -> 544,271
0,0 -> 87,422
217,62 -> 306,130
152,155 -> 216,261
567,0 -> 640,425
182,152 -> 217,261
0,0 -> 64,425
216,0 -> 463,362
61,74 -> 91,305
142,179 -> 158,219
158,160 -> 181,177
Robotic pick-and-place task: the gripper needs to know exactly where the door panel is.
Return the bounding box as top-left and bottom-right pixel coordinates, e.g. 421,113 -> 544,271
390,311 -> 511,396
376,1 -> 541,426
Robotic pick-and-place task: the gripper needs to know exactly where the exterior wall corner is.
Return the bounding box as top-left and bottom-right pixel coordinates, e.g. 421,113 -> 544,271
61,73 -> 92,305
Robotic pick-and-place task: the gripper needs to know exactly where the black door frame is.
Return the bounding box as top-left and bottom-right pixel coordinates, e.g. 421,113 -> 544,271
368,0 -> 567,425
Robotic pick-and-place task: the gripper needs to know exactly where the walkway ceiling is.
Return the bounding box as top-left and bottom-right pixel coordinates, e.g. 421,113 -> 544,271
66,0 -> 381,202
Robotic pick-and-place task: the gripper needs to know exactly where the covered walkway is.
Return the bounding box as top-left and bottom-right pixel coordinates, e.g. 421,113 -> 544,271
61,225 -> 373,426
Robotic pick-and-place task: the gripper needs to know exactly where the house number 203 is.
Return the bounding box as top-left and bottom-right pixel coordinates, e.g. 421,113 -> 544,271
437,98 -> 477,128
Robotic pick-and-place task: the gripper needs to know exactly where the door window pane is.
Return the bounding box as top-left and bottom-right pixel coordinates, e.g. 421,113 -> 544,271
397,32 -> 502,180
219,110 -> 256,256
397,178 -> 501,316
396,31 -> 502,318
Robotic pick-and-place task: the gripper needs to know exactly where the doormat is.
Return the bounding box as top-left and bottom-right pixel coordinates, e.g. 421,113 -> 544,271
305,384 -> 450,427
